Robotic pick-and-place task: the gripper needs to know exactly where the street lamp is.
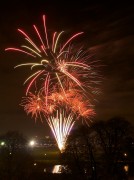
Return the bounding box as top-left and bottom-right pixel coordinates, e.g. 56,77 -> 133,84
29,140 -> 35,147
0,141 -> 5,146
124,153 -> 127,157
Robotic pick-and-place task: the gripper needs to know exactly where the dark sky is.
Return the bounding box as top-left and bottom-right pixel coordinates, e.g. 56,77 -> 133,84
0,1 -> 134,138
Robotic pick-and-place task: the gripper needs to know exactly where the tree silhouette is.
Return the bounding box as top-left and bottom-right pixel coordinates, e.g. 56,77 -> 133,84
63,117 -> 134,180
0,131 -> 33,180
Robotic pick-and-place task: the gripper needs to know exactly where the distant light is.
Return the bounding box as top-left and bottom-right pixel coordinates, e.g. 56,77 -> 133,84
124,165 -> 129,172
1,142 -> 5,146
44,168 -> 46,172
9,152 -> 12,155
52,165 -> 62,174
29,140 -> 35,147
45,153 -> 47,156
34,163 -> 37,166
45,136 -> 49,139
124,153 -> 127,157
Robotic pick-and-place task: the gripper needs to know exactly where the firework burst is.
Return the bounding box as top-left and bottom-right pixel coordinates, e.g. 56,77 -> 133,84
21,89 -> 95,151
5,15 -> 100,101
6,15 -> 101,152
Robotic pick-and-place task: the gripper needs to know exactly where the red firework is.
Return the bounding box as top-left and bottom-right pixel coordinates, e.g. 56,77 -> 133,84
21,88 -> 95,124
5,15 -> 101,104
6,15 -> 101,151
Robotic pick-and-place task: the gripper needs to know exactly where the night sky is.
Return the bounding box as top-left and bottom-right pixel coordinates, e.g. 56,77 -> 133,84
0,1 -> 134,138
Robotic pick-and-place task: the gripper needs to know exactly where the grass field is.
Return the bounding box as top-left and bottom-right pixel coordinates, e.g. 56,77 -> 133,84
29,147 -> 65,173
30,147 -> 61,165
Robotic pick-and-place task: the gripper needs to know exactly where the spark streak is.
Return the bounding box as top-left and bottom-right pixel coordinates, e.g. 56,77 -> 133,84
47,110 -> 75,152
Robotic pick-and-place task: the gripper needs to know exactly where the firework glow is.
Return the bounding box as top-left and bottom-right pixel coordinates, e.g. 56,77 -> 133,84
21,90 -> 95,151
6,15 -> 101,152
47,109 -> 75,152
